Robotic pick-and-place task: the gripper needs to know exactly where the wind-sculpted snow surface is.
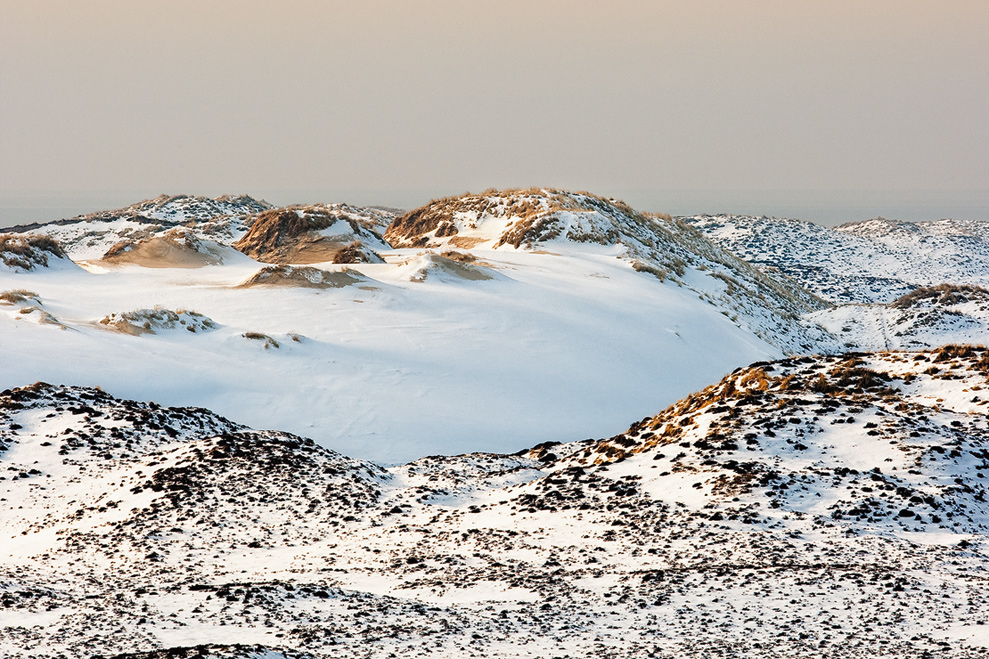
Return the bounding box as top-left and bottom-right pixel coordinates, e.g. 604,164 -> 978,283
4,348 -> 989,658
687,214 -> 989,304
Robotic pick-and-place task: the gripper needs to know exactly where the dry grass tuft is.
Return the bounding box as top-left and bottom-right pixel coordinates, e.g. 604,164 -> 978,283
243,332 -> 280,349
99,308 -> 217,336
238,265 -> 365,289
439,250 -> 476,263
0,289 -> 40,305
892,284 -> 989,309
0,234 -> 67,270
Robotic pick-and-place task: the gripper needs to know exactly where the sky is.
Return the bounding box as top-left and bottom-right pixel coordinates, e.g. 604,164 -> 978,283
1,1 -> 987,225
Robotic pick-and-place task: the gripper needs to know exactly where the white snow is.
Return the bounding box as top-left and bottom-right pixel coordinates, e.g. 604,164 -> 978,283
0,245 -> 781,464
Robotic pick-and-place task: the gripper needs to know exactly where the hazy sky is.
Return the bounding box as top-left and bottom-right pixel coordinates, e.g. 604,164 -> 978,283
1,1 -> 987,218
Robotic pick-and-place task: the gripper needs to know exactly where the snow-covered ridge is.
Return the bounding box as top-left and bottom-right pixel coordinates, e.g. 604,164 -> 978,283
3,195 -> 272,261
385,189 -> 837,354
837,216 -> 989,241
7,194 -> 272,232
5,195 -> 399,265
4,347 -> 989,657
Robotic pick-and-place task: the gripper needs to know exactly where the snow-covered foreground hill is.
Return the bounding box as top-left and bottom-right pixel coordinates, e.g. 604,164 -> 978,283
3,347 -> 989,658
1,190 -> 837,463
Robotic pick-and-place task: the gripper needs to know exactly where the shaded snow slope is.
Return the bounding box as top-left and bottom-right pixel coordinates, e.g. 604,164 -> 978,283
4,348 -> 989,658
687,214 -> 989,304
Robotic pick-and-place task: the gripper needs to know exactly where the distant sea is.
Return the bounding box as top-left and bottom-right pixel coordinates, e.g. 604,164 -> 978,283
1,189 -> 987,229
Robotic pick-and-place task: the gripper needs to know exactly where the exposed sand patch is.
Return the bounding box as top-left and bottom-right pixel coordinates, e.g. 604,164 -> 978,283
238,265 -> 367,289
239,238 -> 382,265
447,236 -> 488,249
101,231 -> 226,268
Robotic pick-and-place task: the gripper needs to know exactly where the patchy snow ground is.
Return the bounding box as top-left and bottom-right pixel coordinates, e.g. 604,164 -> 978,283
687,214 -> 989,304
3,349 -> 989,658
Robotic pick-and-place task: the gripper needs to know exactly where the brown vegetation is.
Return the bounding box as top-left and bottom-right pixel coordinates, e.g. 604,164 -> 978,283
98,308 -> 217,336
892,284 -> 989,309
0,234 -> 67,270
242,332 -> 280,349
0,289 -> 39,305
235,208 -> 382,264
439,251 -> 476,263
384,187 -> 660,250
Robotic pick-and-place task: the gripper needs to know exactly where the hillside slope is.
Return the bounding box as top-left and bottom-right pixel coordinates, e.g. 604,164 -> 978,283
812,284 -> 989,351
386,189 -> 838,355
4,347 -> 989,658
687,214 -> 989,304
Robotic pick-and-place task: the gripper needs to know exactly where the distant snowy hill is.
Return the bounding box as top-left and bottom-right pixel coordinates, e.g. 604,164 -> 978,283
687,214 -> 989,304
812,283 -> 989,351
4,195 -> 401,268
4,347 -> 989,658
4,195 -> 274,261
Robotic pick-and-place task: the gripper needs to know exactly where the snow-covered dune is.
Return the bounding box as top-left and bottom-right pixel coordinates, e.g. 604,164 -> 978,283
4,195 -> 273,261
